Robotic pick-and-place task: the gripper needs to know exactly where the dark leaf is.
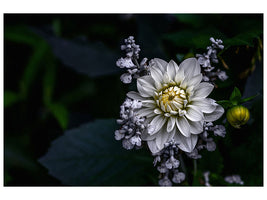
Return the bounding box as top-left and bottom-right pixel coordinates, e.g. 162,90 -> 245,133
38,119 -> 152,186
163,29 -> 224,49
175,14 -> 206,28
217,100 -> 232,109
4,25 -> 42,47
224,30 -> 262,48
47,103 -> 69,130
43,58 -> 57,105
4,90 -> 20,107
32,28 -> 120,78
240,94 -> 259,104
19,40 -> 49,99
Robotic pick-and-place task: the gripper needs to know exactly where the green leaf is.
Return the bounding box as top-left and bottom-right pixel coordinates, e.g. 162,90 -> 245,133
43,58 -> 57,105
163,29 -> 224,49
175,14 -> 206,28
38,119 -> 152,186
5,25 -> 42,47
58,81 -> 96,106
229,87 -> 242,105
19,40 -> 49,99
217,100 -> 233,109
240,94 -> 259,103
48,103 -> 69,130
224,30 -> 262,48
4,90 -> 20,107
52,18 -> 61,37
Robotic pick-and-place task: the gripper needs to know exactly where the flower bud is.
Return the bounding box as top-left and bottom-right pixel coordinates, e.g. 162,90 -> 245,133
226,105 -> 250,128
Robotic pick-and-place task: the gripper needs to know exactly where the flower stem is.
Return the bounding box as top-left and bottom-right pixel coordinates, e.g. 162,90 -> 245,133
193,159 -> 197,177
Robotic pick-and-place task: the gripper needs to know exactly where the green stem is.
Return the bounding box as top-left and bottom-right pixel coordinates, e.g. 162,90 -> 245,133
193,159 -> 197,177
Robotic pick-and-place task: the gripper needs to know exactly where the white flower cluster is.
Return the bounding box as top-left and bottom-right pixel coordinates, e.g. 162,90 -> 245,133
116,36 -> 149,84
196,37 -> 228,82
224,175 -> 244,185
153,140 -> 185,186
115,98 -> 145,150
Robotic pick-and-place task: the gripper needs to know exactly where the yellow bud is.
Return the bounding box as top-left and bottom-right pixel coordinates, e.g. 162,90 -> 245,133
226,105 -> 250,129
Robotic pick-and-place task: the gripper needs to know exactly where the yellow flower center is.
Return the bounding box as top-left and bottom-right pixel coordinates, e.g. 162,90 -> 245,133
156,86 -> 187,114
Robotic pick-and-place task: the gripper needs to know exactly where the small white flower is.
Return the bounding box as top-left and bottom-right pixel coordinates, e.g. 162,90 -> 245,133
120,73 -> 132,84
172,171 -> 185,184
127,58 -> 224,153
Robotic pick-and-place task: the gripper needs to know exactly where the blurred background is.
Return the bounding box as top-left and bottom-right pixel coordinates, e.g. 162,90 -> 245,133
4,14 -> 263,186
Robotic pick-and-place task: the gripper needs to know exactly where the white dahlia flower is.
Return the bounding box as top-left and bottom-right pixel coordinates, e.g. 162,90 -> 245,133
127,58 -> 224,153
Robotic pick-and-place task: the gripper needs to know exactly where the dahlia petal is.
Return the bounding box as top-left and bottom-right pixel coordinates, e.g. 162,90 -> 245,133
156,129 -> 169,150
136,108 -> 156,118
137,80 -> 155,97
167,60 -> 177,80
149,115 -> 167,134
138,76 -> 156,90
176,116 -> 190,137
153,58 -> 168,73
188,120 -> 204,134
178,58 -> 201,79
175,68 -> 185,84
137,77 -> 156,97
182,74 -> 202,88
191,98 -> 216,113
141,129 -> 158,140
204,105 -> 224,122
167,117 -> 176,132
150,66 -> 164,84
154,108 -> 162,115
174,133 -> 198,153
163,72 -> 171,84
127,91 -> 146,101
185,105 -> 204,121
142,99 -> 156,108
192,82 -> 214,99
147,139 -> 160,154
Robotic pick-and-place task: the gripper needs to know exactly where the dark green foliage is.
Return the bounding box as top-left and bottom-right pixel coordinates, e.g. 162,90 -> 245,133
39,119 -> 155,186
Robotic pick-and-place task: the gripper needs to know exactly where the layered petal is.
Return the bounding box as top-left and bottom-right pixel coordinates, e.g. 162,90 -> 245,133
167,60 -> 178,80
176,116 -> 190,137
185,105 -> 204,122
204,105 -> 224,122
147,139 -> 160,154
191,98 -> 216,113
174,132 -> 198,153
191,82 -> 214,100
153,58 -> 168,73
178,58 -> 201,79
149,114 -> 167,135
167,116 -> 176,132
188,120 -> 204,134
127,91 -> 146,101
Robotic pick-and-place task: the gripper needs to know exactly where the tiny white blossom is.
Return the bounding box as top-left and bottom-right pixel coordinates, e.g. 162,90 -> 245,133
159,176 -> 172,186
172,171 -> 185,184
127,58 -> 224,153
120,73 -> 132,84
116,57 -> 135,69
165,156 -> 180,169
212,125 -> 226,137
225,175 -> 244,185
